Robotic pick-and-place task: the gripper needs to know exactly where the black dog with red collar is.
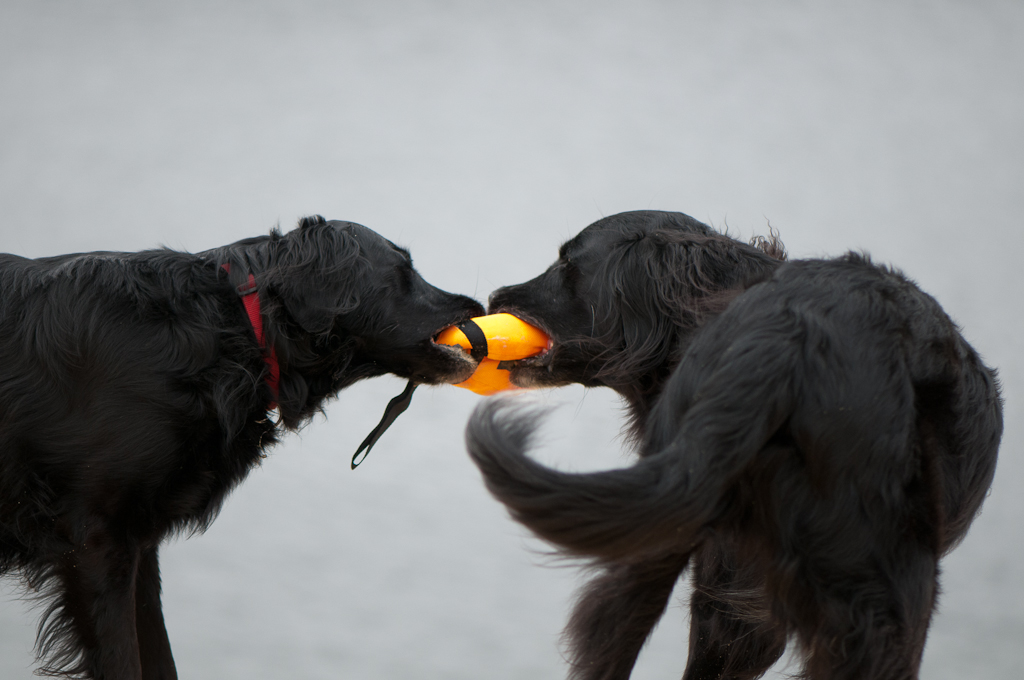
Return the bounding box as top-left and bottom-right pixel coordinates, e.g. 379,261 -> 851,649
0,215 -> 483,679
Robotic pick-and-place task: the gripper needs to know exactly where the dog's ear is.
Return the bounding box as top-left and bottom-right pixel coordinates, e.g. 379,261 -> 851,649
600,230 -> 776,323
273,222 -> 368,336
592,230 -> 771,380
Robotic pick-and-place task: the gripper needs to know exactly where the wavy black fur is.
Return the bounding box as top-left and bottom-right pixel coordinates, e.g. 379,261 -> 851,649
0,215 -> 483,679
467,210 -> 1002,680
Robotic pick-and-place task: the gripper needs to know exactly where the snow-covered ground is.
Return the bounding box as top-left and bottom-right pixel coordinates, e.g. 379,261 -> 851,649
1,2 -> 1021,677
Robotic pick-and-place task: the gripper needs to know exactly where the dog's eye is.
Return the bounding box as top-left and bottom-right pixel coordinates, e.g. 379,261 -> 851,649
552,259 -> 580,292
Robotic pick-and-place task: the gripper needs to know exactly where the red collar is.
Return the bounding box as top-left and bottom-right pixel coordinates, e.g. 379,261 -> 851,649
222,264 -> 280,408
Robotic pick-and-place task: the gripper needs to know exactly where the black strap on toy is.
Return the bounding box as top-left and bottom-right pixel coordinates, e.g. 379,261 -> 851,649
457,319 -> 489,362
351,379 -> 418,469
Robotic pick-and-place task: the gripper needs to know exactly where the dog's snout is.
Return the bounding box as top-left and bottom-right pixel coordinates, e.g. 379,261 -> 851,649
465,296 -> 486,317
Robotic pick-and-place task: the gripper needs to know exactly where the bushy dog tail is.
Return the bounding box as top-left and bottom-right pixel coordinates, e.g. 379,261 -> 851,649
466,310 -> 802,562
466,399 -> 724,562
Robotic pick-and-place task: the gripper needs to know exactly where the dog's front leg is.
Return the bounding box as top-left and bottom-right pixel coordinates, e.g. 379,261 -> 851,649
58,525 -> 144,680
136,545 -> 177,680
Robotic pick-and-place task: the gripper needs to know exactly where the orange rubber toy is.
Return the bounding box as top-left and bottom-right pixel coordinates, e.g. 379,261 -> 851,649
435,313 -> 550,395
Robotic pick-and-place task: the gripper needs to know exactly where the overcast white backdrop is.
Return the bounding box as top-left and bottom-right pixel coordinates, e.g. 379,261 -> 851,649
1,1 -> 1021,678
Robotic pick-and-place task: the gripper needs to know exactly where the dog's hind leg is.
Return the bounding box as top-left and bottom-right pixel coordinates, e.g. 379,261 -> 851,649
136,545 -> 177,680
793,538 -> 937,680
564,553 -> 689,680
681,543 -> 786,680
918,338 -> 1001,555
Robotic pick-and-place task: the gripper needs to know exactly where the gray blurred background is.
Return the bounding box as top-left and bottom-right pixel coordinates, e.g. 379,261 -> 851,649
1,1 -> 1021,678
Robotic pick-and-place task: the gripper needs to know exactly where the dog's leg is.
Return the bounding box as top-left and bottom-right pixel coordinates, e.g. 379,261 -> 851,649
46,524 -> 143,680
795,541 -> 936,680
917,338 -> 1001,554
564,553 -> 689,680
136,545 -> 177,680
682,544 -> 786,680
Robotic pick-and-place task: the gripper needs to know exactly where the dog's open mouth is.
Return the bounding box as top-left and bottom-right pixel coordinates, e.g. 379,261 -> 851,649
495,345 -> 552,371
432,313 -> 555,391
427,329 -> 481,384
495,343 -> 553,388
484,311 -> 556,387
